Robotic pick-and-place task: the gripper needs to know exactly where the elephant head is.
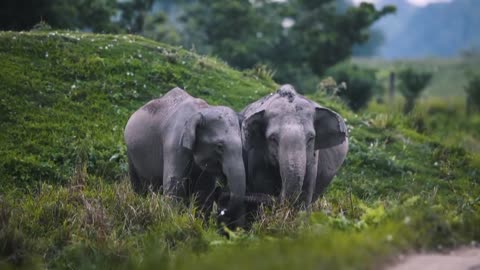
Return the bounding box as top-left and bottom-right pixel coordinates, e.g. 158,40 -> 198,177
180,106 -> 246,225
242,85 -> 347,205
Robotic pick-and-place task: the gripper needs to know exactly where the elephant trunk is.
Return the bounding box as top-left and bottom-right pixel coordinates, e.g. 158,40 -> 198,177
222,155 -> 246,199
221,152 -> 246,226
279,143 -> 307,203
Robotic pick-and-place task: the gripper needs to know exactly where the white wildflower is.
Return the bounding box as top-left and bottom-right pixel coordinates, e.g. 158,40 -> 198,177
386,234 -> 393,242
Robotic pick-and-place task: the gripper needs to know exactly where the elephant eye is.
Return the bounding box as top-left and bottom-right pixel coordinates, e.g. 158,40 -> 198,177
215,142 -> 224,152
307,134 -> 315,143
268,134 -> 278,144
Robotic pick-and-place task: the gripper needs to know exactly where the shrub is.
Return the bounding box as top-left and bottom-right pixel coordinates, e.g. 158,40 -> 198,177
325,63 -> 379,111
398,68 -> 432,114
465,74 -> 480,115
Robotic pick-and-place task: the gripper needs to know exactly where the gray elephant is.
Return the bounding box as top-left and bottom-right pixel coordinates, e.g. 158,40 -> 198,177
241,84 -> 348,209
124,87 -> 246,226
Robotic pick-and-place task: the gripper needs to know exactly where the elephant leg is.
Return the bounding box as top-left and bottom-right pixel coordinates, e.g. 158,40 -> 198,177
245,149 -> 278,226
190,166 -> 216,222
300,151 -> 318,211
162,146 -> 193,199
128,154 -> 147,195
247,149 -> 280,195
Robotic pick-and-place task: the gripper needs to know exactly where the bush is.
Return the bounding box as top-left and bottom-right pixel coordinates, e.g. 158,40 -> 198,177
465,74 -> 480,115
398,68 -> 432,114
325,63 -> 379,111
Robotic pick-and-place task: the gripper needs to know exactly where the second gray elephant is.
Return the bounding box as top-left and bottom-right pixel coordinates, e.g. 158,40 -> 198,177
241,85 -> 348,208
124,87 -> 246,226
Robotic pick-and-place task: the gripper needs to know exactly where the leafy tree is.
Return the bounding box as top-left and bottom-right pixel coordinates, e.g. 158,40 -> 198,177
398,68 -> 433,114
142,11 -> 181,44
465,74 -> 480,115
116,0 -> 155,33
181,0 -> 395,92
180,0 -> 277,69
325,63 -> 379,111
0,0 -> 118,32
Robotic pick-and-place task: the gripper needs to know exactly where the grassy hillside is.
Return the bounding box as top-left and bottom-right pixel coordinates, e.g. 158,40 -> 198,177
0,30 -> 276,190
1,31 -> 479,270
352,57 -> 480,97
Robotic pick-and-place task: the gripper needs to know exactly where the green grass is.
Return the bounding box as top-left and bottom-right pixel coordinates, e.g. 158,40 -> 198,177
0,30 -> 276,190
352,57 -> 480,97
1,31 -> 479,269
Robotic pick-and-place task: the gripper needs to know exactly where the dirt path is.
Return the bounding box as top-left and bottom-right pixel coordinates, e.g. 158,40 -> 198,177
386,248 -> 480,270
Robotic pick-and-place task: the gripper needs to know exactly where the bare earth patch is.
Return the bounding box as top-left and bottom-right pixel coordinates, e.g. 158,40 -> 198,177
387,248 -> 480,270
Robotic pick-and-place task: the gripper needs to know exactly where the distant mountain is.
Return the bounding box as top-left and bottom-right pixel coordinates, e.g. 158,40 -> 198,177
359,0 -> 480,59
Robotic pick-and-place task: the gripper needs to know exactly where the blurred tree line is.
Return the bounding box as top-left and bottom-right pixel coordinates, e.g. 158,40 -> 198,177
0,0 -> 395,104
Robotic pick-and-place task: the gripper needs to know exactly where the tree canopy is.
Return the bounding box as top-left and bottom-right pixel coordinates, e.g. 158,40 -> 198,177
0,0 -> 395,92
181,0 -> 394,91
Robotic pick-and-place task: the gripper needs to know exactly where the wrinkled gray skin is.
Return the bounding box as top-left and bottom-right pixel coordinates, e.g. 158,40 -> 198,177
241,85 -> 348,208
124,88 -> 246,226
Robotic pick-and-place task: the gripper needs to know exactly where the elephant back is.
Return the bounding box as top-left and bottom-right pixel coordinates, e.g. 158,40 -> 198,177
242,85 -> 301,118
142,87 -> 201,115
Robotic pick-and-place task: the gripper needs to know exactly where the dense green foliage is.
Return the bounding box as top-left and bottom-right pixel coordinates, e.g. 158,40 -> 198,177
181,0 -> 394,91
325,62 -> 379,111
1,31 -> 480,270
0,0 -> 119,32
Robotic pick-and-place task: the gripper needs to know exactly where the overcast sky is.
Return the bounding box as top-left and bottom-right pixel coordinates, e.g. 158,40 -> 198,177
352,0 -> 453,6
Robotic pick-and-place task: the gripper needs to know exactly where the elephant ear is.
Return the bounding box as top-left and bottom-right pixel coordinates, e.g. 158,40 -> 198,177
180,113 -> 204,150
241,110 -> 265,151
237,113 -> 245,129
314,107 -> 347,150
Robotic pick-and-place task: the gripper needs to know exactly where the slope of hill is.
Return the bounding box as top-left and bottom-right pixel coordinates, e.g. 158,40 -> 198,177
368,0 -> 480,58
0,30 -> 275,190
0,31 -> 479,269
